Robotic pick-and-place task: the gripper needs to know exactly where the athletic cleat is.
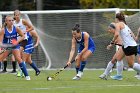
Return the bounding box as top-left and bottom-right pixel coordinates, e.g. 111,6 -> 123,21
134,72 -> 140,78
136,75 -> 140,80
72,76 -> 81,80
0,70 -> 7,73
36,70 -> 40,76
10,70 -> 16,73
16,71 -> 21,77
25,76 -> 31,80
20,72 -> 25,78
134,75 -> 140,78
110,75 -> 123,80
99,74 -> 108,80
16,71 -> 24,77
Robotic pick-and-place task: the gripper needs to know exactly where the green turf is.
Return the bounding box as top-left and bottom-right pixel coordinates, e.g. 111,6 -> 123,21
0,70 -> 140,93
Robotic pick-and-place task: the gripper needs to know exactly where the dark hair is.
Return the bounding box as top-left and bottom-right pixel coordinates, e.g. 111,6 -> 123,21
108,23 -> 116,29
116,12 -> 126,24
72,24 -> 80,33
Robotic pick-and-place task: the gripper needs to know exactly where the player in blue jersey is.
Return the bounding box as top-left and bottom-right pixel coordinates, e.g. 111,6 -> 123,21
134,27 -> 140,78
66,24 -> 95,80
22,29 -> 40,76
0,15 -> 30,80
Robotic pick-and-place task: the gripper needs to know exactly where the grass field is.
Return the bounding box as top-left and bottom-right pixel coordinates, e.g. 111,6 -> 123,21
0,69 -> 140,93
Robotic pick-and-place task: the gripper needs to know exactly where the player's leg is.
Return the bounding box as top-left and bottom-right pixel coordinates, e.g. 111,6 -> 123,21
10,55 -> 17,73
12,49 -> 30,80
0,51 -> 10,73
99,50 -> 118,80
124,46 -> 140,80
17,41 -> 27,77
73,50 -> 92,80
72,54 -> 81,80
110,47 -> 124,80
24,53 -> 40,76
1,58 -> 7,73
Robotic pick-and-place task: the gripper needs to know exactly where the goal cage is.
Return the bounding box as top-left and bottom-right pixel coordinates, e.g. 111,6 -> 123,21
0,8 -> 139,70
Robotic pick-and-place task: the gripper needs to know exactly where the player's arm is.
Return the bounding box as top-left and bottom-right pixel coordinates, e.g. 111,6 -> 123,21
0,28 -> 4,44
16,27 -> 25,44
30,31 -> 40,47
22,19 -> 34,32
80,32 -> 89,55
135,28 -> 140,41
111,23 -> 120,44
67,38 -> 76,66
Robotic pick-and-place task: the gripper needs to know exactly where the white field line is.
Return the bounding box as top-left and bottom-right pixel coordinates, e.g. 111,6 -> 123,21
33,84 -> 140,90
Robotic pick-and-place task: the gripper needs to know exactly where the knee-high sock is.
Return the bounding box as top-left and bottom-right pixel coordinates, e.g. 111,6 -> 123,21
133,63 -> 140,72
104,61 -> 114,75
12,61 -> 16,71
79,61 -> 86,72
3,61 -> 7,71
116,60 -> 123,76
19,62 -> 29,76
30,62 -> 39,72
75,67 -> 79,74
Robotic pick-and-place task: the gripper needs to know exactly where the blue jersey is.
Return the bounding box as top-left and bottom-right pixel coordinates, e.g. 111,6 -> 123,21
3,26 -> 19,49
76,32 -> 95,53
24,32 -> 34,54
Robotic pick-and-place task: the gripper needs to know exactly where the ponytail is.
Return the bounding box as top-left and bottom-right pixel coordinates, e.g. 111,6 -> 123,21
72,24 -> 80,33
116,12 -> 127,24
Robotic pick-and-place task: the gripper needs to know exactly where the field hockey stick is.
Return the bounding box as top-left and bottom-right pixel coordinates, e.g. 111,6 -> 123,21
0,48 -> 7,55
47,60 -> 75,81
0,43 -> 16,48
0,44 -> 16,55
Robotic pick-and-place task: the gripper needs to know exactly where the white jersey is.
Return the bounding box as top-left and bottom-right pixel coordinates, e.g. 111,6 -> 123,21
120,23 -> 137,48
14,19 -> 28,40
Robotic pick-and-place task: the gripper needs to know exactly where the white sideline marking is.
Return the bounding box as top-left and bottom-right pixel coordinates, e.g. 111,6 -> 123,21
33,84 -> 140,90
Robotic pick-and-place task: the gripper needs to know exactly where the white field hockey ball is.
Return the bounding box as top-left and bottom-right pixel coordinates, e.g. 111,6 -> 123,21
47,77 -> 52,81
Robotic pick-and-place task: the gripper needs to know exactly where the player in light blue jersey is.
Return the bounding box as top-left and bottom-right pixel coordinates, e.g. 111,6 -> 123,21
0,15 -> 30,80
67,24 -> 95,80
22,30 -> 40,76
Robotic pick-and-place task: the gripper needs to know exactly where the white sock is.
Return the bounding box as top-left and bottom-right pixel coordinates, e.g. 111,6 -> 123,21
104,61 -> 114,75
133,63 -> 140,72
116,60 -> 123,76
77,71 -> 83,77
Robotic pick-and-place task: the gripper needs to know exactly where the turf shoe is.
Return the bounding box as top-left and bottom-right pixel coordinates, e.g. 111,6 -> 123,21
110,75 -> 123,80
25,76 -> 31,80
99,74 -> 108,80
72,76 -> 81,80
36,70 -> 40,76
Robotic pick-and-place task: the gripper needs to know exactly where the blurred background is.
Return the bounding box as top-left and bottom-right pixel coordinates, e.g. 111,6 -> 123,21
0,0 -> 139,11
0,0 -> 140,70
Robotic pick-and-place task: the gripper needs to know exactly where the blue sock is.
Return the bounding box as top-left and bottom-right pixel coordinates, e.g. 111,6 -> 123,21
30,62 -> 39,72
79,61 -> 87,72
75,67 -> 79,74
19,62 -> 29,76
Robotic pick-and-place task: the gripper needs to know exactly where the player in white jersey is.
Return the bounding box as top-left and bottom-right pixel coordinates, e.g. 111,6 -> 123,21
13,9 -> 33,52
13,10 -> 33,77
113,12 -> 140,80
99,23 -> 124,80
